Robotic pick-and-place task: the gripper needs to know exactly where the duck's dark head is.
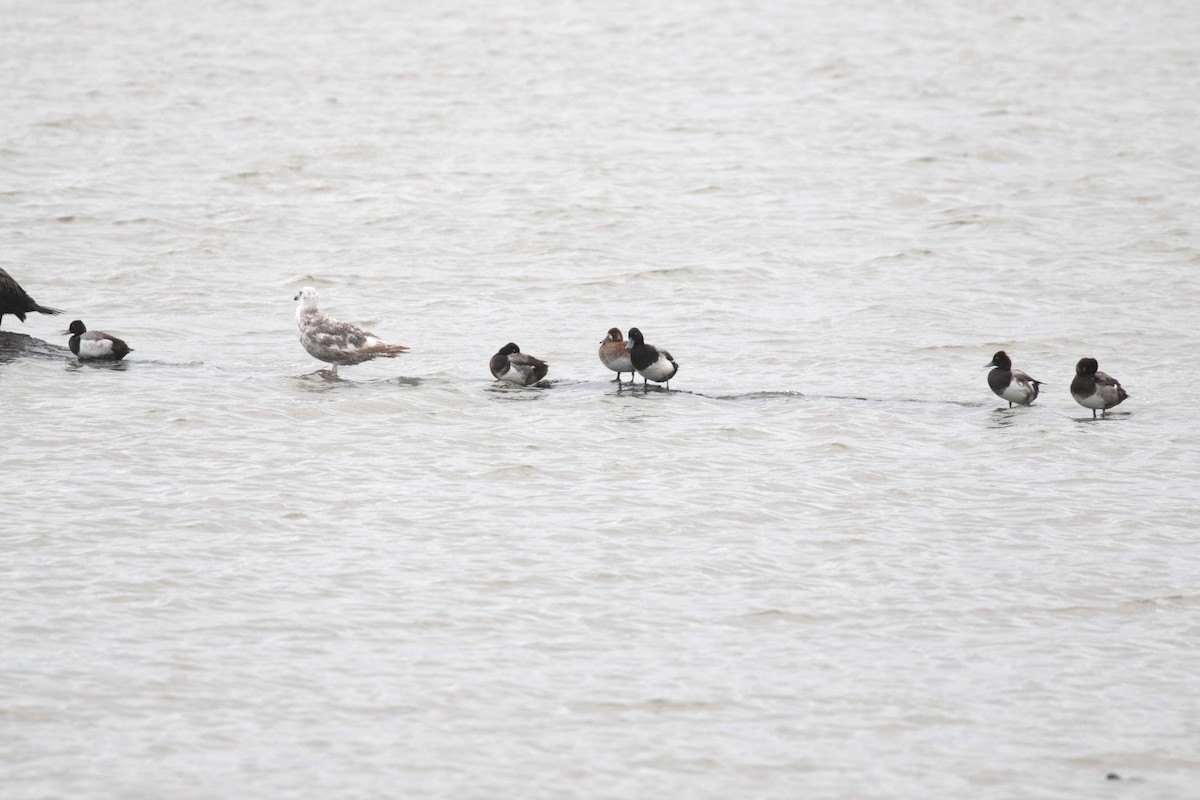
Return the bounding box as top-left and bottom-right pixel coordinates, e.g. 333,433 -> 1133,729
63,320 -> 87,336
602,327 -> 623,344
1076,357 -> 1099,376
497,342 -> 521,356
985,350 -> 1011,370
625,327 -> 644,349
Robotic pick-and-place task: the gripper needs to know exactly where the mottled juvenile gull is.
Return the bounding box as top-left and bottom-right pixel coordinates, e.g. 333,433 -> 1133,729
626,327 -> 678,389
984,350 -> 1043,408
598,327 -> 634,383
0,267 -> 61,328
489,342 -> 549,386
64,320 -> 132,361
293,286 -> 408,376
1070,357 -> 1128,418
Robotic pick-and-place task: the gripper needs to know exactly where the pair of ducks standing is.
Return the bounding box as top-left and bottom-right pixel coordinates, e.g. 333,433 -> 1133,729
985,351 -> 1129,418
489,328 -> 679,388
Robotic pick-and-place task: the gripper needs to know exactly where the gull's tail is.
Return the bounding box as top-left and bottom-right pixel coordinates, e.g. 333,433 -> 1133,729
367,341 -> 409,358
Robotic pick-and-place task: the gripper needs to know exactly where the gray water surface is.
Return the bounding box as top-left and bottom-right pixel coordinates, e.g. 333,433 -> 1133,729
3,1 -> 1199,798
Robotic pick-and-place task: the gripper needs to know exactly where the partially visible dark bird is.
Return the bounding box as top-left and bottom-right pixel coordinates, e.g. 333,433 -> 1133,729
0,267 -> 61,328
64,320 -> 132,361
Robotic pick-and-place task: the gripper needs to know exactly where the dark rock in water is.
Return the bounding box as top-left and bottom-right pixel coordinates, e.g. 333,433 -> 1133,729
0,330 -> 72,360
0,267 -> 62,328
1106,773 -> 1121,781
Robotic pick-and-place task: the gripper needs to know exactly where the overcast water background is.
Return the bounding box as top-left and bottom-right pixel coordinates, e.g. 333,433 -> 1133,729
3,0 -> 1199,798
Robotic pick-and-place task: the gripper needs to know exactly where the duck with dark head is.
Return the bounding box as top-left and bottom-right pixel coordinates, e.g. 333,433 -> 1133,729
984,350 -> 1043,408
64,320 -> 132,361
1070,357 -> 1128,418
490,342 -> 549,386
626,327 -> 678,390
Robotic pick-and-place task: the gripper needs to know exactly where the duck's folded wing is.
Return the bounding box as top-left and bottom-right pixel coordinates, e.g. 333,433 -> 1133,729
511,353 -> 547,368
1013,369 -> 1042,386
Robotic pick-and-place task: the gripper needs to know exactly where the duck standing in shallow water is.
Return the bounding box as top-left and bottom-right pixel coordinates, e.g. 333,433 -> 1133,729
626,327 -> 678,389
0,267 -> 61,328
984,350 -> 1043,408
293,286 -> 408,376
490,342 -> 549,386
598,327 -> 634,383
63,320 -> 131,361
1071,357 -> 1128,418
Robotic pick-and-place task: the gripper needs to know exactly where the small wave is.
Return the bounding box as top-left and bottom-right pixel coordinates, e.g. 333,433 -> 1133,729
291,370 -> 424,390
704,390 -> 806,402
286,275 -> 340,286
65,360 -> 129,371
